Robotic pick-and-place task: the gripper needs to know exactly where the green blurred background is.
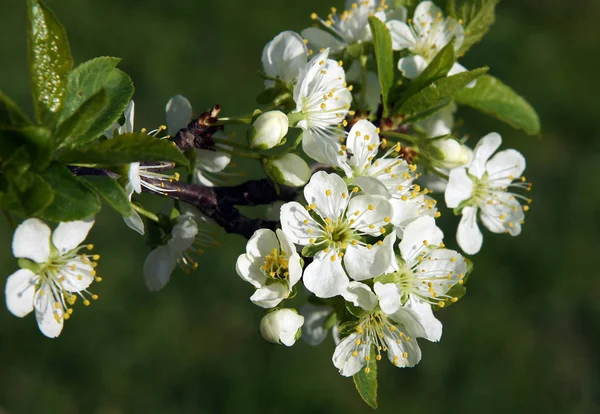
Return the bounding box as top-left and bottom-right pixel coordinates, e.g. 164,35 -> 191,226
1,0 -> 599,412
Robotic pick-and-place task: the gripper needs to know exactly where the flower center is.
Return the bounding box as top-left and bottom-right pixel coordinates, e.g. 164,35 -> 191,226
261,248 -> 290,281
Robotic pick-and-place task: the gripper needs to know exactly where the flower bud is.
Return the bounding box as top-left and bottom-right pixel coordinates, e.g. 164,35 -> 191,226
260,308 -> 304,346
263,153 -> 311,187
248,111 -> 289,150
429,138 -> 471,169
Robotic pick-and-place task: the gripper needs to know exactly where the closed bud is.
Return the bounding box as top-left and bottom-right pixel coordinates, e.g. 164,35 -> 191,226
260,308 -> 304,346
263,153 -> 311,187
429,138 -> 472,169
248,110 -> 289,150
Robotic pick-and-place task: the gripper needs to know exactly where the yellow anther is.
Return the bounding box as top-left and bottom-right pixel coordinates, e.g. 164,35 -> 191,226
326,189 -> 332,196
402,352 -> 408,358
92,294 -> 99,300
86,244 -> 94,250
309,203 -> 316,210
92,255 -> 100,261
351,240 -> 358,246
309,238 -> 315,244
423,240 -> 429,246
364,367 -> 371,374
451,297 -> 458,303
342,192 -> 348,199
83,300 -> 91,307
524,205 -> 530,212
367,244 -> 373,250
352,351 -> 359,357
367,204 -> 374,211
311,12 -> 318,20
320,103 -> 326,109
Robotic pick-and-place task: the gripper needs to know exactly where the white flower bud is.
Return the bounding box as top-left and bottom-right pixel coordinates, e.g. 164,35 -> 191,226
263,153 -> 311,187
260,308 -> 304,346
430,138 -> 472,169
248,111 -> 289,150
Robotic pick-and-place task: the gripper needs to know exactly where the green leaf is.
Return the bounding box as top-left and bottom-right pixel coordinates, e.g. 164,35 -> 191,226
27,0 -> 73,126
368,16 -> 394,117
59,57 -> 134,147
399,67 -> 488,118
80,175 -> 133,217
0,127 -> 52,169
449,0 -> 500,54
353,346 -> 378,409
54,89 -> 109,149
455,75 -> 541,135
39,164 -> 101,221
0,90 -> 32,128
395,38 -> 456,110
16,174 -> 55,216
56,132 -> 189,168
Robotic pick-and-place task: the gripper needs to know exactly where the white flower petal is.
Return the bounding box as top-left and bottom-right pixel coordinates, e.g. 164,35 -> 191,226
346,120 -> 381,171
342,281 -> 378,311
387,20 -> 416,51
398,55 -> 428,79
344,232 -> 395,281
5,269 -> 37,317
250,283 -> 289,309
303,250 -> 349,298
347,195 -> 393,236
301,27 -> 346,53
60,260 -> 94,292
332,333 -> 367,377
235,254 -> 266,289
303,171 -> 349,221
262,31 -> 308,87
301,130 -> 350,174
280,201 -> 325,245
352,176 -> 391,197
123,210 -> 145,236
300,303 -> 333,346
485,149 -> 526,187
246,229 -> 279,259
195,149 -> 231,173
122,101 -> 135,134
404,296 -> 442,342
374,281 -> 402,315
34,285 -> 63,338
12,218 -> 52,263
128,162 -> 142,194
413,1 -> 442,31
419,102 -> 456,138
457,206 -> 483,255
468,132 -> 502,179
445,167 -> 474,208
382,324 -> 422,367
52,217 -> 95,255
165,95 -> 193,135
143,245 -> 177,291
287,253 -> 303,288
400,216 -> 443,262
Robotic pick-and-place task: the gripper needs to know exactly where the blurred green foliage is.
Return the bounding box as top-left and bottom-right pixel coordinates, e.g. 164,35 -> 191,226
1,0 -> 599,413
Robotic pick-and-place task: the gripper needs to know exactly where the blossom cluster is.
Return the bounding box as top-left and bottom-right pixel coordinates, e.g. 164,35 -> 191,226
3,0 -> 536,407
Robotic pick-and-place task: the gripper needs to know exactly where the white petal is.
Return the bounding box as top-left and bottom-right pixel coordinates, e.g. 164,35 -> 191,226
346,120 -> 380,171
347,195 -> 394,236
169,215 -> 198,254
468,132 -> 502,179
457,206 -> 483,255
416,248 -> 466,294
419,102 -> 456,138
165,95 -> 192,135
12,218 -> 51,263
332,333 -> 367,377
123,210 -> 145,236
235,254 -> 266,289
246,229 -> 279,259
387,20 -> 416,51
413,1 -> 442,31
382,324 -> 422,368
287,253 -> 303,288
352,176 -> 390,197
52,217 -> 95,255
303,171 -> 349,221
342,281 -> 378,311
449,63 -> 477,88
398,55 -> 428,79
122,100 -> 135,134
480,192 -> 524,236
404,296 -> 442,342
276,229 -> 296,258
34,285 -> 63,338
301,130 -> 352,176
60,260 -> 94,292
344,232 -> 395,281
445,167 -> 474,208
276,309 -> 305,346
300,303 -> 333,346
195,149 -> 231,173
301,27 -> 345,53
303,251 -> 349,298
374,282 -> 401,315
128,162 -> 142,194
280,202 -> 325,245
143,246 -> 177,291
485,149 -> 526,187
400,216 -> 443,262
5,269 -> 36,317
251,283 -> 289,309
262,31 -> 308,86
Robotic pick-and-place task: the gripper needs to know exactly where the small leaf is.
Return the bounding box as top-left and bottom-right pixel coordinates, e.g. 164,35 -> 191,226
27,0 -> 73,126
59,57 -> 134,147
54,89 -> 109,149
450,0 -> 501,54
399,67 -> 488,119
80,175 -> 133,217
455,74 -> 541,135
39,164 -> 101,222
0,127 -> 53,169
395,38 -> 456,109
0,90 -> 32,128
353,346 -> 378,409
57,133 -> 189,168
368,16 -> 394,117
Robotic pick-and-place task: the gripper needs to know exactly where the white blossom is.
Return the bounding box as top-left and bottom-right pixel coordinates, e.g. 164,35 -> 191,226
445,132 -> 530,255
236,229 -> 302,308
387,1 -> 473,84
5,218 -> 99,338
248,110 -> 289,150
332,282 -> 426,376
260,308 -> 304,346
280,171 -> 395,298
263,153 -> 311,187
262,31 -> 308,88
291,49 -> 353,172
373,216 -> 467,341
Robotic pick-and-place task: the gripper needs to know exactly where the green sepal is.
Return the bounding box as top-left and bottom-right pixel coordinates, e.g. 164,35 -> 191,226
56,132 -> 189,168
39,164 -> 101,222
27,0 -> 73,127
368,16 -> 394,117
18,258 -> 44,274
79,175 -> 133,217
338,320 -> 360,337
301,242 -> 326,258
455,74 -> 541,136
346,302 -> 368,318
353,346 -> 378,409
